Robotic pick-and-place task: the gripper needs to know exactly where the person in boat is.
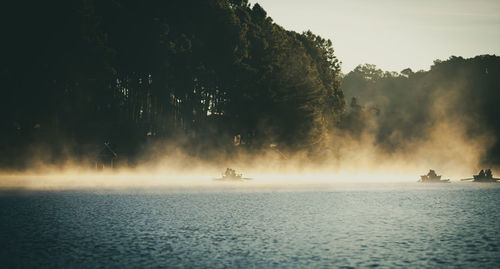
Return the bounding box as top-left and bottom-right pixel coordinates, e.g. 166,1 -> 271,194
479,169 -> 485,178
225,168 -> 237,177
485,169 -> 492,178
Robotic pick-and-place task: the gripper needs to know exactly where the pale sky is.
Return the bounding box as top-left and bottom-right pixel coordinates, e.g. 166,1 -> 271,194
252,0 -> 500,73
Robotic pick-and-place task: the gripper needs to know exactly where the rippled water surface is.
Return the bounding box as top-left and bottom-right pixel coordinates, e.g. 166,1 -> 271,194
1,183 -> 500,268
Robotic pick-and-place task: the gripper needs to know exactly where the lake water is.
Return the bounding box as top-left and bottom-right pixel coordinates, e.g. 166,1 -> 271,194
1,183 -> 499,268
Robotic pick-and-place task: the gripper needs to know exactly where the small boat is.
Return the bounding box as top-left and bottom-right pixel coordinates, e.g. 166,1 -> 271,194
461,169 -> 499,182
418,169 -> 450,183
213,168 -> 252,182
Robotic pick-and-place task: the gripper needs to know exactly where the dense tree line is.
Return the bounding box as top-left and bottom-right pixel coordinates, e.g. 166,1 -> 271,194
3,1 -> 499,170
341,55 -> 500,165
0,0 -> 344,168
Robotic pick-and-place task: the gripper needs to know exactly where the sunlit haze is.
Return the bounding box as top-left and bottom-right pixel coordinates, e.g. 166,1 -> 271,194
252,0 -> 500,72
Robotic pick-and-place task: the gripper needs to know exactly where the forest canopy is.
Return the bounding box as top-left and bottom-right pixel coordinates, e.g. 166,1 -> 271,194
2,1 -> 500,170
1,0 -> 344,168
341,55 -> 500,166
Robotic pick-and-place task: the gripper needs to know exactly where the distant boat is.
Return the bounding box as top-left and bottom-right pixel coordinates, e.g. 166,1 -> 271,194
461,169 -> 499,182
213,168 -> 252,182
418,169 -> 450,183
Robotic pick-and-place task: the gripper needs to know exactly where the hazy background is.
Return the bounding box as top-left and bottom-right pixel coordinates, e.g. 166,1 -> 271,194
252,0 -> 500,72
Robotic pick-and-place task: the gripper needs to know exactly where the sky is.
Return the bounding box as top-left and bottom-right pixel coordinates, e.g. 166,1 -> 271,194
252,0 -> 500,73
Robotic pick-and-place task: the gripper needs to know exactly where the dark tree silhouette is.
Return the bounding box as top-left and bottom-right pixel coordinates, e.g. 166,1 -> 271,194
0,0 -> 344,168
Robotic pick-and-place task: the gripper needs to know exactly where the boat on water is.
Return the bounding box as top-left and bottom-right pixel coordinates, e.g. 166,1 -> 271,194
213,168 -> 252,182
461,169 -> 499,182
418,169 -> 450,183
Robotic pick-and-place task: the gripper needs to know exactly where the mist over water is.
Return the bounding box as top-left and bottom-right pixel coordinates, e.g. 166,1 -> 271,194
0,147 -> 493,190
0,137 -> 493,190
